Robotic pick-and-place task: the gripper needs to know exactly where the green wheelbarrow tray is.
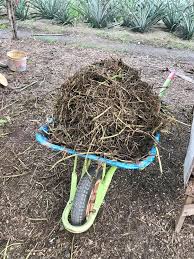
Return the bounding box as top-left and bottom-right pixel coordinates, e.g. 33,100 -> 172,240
35,71 -> 175,233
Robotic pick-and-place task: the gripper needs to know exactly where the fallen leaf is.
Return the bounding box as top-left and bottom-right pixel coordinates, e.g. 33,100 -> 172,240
0,118 -> 8,126
0,73 -> 8,87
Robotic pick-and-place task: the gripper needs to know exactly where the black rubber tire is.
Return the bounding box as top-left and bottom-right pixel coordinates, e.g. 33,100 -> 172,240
71,169 -> 101,226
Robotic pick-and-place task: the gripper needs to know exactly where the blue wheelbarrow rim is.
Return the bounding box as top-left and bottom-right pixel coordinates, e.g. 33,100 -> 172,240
36,123 -> 160,170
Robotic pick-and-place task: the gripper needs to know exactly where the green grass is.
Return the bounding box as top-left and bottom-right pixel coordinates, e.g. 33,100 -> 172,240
71,42 -> 121,53
96,28 -> 194,50
18,19 -> 65,33
34,35 -> 59,44
0,23 -> 8,29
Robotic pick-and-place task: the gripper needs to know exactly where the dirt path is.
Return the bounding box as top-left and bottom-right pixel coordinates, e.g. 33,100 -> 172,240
0,35 -> 194,259
1,25 -> 194,63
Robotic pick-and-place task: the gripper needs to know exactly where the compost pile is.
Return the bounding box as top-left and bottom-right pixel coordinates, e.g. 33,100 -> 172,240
52,59 -> 168,162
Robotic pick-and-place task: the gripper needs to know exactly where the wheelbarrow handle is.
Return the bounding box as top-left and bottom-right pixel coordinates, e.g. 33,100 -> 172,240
159,71 -> 176,98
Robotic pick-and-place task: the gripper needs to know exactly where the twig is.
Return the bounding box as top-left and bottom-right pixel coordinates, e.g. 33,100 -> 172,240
137,217 -> 166,232
115,114 -> 156,141
3,239 -> 10,259
92,106 -> 111,121
172,118 -> 191,127
40,224 -> 59,245
33,34 -> 64,36
50,151 -> 112,170
27,218 -> 48,222
10,149 -> 28,169
100,128 -> 125,140
18,81 -> 38,92
70,235 -> 75,259
156,146 -> 163,174
25,243 -> 38,259
1,242 -> 22,256
0,100 -> 18,111
18,144 -> 35,156
25,249 -> 33,259
0,172 -> 29,178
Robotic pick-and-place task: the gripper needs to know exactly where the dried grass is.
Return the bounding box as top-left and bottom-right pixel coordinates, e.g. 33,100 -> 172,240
51,59 -> 170,161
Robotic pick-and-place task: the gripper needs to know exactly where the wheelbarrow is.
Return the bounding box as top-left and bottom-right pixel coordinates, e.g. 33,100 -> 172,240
36,71 -> 175,233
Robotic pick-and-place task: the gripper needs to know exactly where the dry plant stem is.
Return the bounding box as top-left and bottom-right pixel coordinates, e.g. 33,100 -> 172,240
172,118 -> 191,127
0,100 -> 18,111
0,172 -> 30,178
50,150 -> 113,170
25,243 -> 38,259
70,235 -> 75,259
3,239 -> 10,259
52,59 -> 172,162
1,242 -> 22,257
156,146 -> 163,174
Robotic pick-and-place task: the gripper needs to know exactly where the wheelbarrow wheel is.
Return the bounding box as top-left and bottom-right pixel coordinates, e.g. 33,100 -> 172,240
71,168 -> 102,226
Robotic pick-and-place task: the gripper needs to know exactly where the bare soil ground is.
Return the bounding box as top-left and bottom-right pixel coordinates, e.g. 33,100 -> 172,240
0,25 -> 194,259
1,18 -> 194,56
16,19 -> 194,51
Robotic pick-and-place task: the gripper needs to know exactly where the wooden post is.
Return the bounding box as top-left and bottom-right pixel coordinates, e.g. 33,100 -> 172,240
175,114 -> 194,233
6,0 -> 18,40
175,180 -> 194,233
184,113 -> 194,185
